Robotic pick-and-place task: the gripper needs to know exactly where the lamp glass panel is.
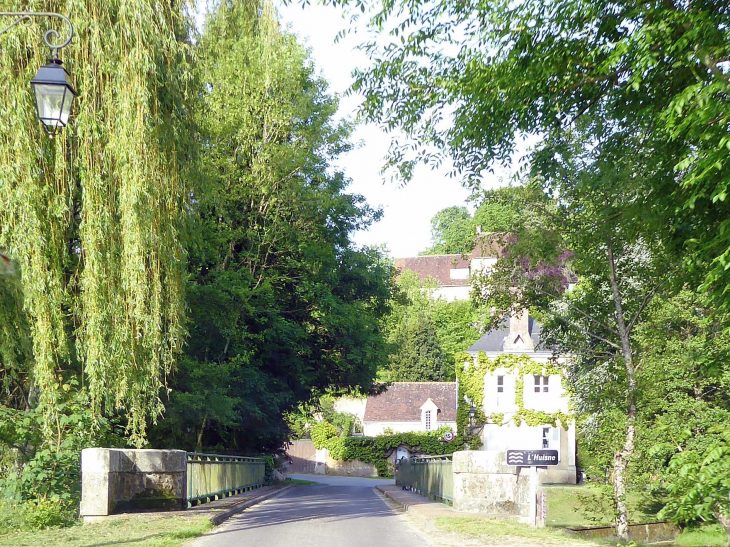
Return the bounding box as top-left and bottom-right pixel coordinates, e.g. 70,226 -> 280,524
33,84 -> 69,127
60,88 -> 73,125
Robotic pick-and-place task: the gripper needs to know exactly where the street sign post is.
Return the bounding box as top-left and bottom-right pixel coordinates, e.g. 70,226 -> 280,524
506,450 -> 559,466
506,449 -> 559,527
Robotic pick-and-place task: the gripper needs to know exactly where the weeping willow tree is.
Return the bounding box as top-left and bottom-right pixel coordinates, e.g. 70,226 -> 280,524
0,1 -> 197,445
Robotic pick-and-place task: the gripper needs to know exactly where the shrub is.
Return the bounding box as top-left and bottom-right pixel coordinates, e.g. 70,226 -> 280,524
313,425 -> 461,477
660,427 -> 730,544
310,422 -> 338,449
20,497 -> 77,530
263,455 -> 275,483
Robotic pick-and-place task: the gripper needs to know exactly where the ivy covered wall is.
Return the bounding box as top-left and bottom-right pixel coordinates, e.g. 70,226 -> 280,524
455,351 -> 572,445
311,421 -> 462,477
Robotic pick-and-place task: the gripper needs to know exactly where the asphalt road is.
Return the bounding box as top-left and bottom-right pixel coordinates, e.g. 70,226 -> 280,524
187,474 -> 431,547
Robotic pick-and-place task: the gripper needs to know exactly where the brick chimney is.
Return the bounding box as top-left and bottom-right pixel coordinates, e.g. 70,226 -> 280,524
503,309 -> 534,351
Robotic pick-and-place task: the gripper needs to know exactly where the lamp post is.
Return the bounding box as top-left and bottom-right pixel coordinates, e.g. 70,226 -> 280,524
0,12 -> 77,135
466,405 -> 477,450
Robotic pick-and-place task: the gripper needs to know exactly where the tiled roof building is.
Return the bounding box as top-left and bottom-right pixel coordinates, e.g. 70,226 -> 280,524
361,382 -> 457,436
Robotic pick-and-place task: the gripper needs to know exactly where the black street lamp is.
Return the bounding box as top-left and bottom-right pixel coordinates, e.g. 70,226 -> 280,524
0,12 -> 77,136
468,405 -> 477,428
30,57 -> 77,135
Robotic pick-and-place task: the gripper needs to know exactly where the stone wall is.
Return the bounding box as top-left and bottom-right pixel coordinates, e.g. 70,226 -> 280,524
452,451 -> 536,521
80,448 -> 187,519
567,522 -> 680,543
325,453 -> 378,477
287,440 -> 383,477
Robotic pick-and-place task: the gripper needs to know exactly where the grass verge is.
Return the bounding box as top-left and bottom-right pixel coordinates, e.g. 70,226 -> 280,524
675,524 -> 727,547
433,517 -> 604,546
543,484 -> 657,528
0,514 -> 212,547
286,478 -> 317,486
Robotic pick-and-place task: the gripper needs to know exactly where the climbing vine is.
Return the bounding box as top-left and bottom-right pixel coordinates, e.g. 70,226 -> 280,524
456,351 -> 571,435
311,423 -> 462,477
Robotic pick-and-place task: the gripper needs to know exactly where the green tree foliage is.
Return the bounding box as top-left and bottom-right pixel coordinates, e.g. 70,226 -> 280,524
339,0 -> 730,309
472,186 -> 540,235
383,270 -> 481,381
575,291 -> 730,488
389,312 -> 449,381
632,291 -> 730,484
422,206 -> 473,255
422,187 -> 540,256
472,137 -> 675,539
660,427 -> 730,545
148,0 -> 395,453
0,0 -> 196,445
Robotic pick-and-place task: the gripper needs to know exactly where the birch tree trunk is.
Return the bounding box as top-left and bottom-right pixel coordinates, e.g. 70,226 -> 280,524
607,244 -> 637,542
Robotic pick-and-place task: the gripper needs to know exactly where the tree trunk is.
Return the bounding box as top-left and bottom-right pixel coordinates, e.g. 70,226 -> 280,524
715,512 -> 730,547
196,413 -> 208,451
607,244 -> 637,542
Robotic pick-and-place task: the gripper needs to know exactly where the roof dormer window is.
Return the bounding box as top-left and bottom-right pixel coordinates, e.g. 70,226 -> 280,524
425,410 -> 432,430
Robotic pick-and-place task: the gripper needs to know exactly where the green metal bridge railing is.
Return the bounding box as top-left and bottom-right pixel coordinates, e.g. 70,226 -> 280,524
394,454 -> 454,505
186,452 -> 266,506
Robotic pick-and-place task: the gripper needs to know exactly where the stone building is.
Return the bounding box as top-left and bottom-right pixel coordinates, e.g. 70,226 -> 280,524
466,310 -> 577,484
393,235 -> 502,302
361,382 -> 457,437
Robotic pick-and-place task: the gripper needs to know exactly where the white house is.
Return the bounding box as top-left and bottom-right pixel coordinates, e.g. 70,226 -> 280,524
393,235 -> 502,302
361,382 -> 457,437
467,310 -> 577,484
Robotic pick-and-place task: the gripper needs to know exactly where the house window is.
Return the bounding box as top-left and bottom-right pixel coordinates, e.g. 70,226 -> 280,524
425,410 -> 432,431
541,427 -> 561,457
497,376 -> 504,393
534,375 -> 549,393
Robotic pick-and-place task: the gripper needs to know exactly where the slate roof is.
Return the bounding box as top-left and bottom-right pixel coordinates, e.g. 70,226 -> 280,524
394,255 -> 470,287
467,317 -> 545,353
363,382 -> 457,422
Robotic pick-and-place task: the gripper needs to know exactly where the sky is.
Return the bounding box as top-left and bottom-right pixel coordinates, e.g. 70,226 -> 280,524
276,1 -> 477,258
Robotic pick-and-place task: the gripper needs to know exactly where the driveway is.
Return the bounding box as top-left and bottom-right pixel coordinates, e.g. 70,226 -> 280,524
186,474 -> 430,547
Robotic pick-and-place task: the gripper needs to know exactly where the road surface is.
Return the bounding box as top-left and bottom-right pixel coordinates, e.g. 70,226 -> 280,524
187,474 -> 432,547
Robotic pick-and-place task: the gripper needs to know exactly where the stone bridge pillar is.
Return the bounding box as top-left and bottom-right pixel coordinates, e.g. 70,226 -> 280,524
80,448 -> 187,521
452,450 -> 536,522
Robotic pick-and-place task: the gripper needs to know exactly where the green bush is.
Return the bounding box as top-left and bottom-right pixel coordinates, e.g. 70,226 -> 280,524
0,501 -> 24,535
20,497 -> 77,530
660,426 -> 730,544
310,422 -> 338,448
263,455 -> 275,483
311,422 -> 462,477
0,389 -> 125,532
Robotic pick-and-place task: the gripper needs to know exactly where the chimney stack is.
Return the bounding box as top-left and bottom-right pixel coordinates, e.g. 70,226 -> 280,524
503,309 -> 534,351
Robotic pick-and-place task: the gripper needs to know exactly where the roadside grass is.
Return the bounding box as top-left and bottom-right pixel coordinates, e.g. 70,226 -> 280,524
0,504 -> 24,536
0,514 -> 212,547
675,524 -> 727,547
543,484 -> 658,528
433,517 -> 604,546
285,478 -> 317,486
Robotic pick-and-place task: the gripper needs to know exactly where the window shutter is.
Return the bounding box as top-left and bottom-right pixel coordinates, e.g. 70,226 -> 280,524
551,427 -> 561,461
